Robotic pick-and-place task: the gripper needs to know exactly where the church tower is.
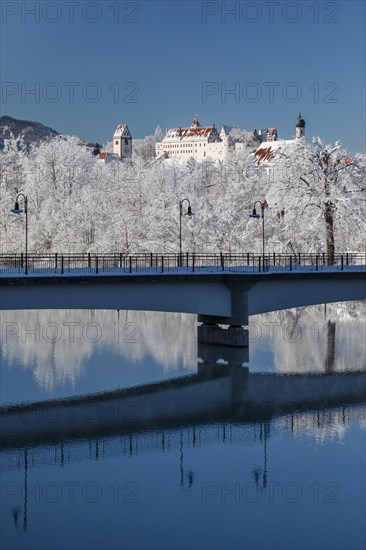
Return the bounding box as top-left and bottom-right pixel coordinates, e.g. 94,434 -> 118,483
113,123 -> 132,159
295,113 -> 305,139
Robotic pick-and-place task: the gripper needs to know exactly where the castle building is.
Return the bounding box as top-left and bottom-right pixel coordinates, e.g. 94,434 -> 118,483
101,114 -> 304,163
154,115 -> 284,161
155,115 -> 228,160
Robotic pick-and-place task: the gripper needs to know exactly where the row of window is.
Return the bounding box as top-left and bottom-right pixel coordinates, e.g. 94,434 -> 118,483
160,143 -> 206,148
165,151 -> 206,157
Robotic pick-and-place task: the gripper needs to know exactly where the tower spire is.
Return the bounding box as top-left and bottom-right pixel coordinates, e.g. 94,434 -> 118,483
191,114 -> 201,128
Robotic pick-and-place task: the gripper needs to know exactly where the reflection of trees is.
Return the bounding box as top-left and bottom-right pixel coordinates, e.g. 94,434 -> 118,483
251,301 -> 365,374
1,309 -> 197,392
1,302 -> 365,392
325,320 -> 336,373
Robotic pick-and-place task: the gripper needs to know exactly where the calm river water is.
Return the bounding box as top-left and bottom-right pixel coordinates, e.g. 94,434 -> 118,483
1,302 -> 365,550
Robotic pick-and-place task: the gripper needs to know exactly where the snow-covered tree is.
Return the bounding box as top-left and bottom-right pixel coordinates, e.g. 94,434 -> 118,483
132,126 -> 164,161
269,139 -> 366,260
1,131 -> 364,256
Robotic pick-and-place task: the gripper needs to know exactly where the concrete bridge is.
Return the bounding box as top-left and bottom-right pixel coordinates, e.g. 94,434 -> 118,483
1,270 -> 365,346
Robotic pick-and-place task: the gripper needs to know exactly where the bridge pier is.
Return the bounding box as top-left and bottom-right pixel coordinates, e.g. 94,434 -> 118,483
198,282 -> 252,348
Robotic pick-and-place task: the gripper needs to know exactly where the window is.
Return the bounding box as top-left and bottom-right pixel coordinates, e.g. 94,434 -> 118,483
115,141 -> 119,145
124,139 -> 129,145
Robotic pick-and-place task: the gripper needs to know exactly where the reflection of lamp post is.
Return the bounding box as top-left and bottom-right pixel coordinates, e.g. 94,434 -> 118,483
11,193 -> 28,275
249,200 -> 266,260
252,420 -> 269,490
179,198 -> 193,259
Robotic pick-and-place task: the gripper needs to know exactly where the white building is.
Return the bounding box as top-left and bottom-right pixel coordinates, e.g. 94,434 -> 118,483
155,115 -> 229,161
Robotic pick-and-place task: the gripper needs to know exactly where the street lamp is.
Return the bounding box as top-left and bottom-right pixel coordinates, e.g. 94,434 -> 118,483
249,200 -> 266,260
11,193 -> 28,274
179,198 -> 193,260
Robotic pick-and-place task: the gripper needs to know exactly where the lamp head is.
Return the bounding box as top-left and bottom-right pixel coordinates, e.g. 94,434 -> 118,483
186,206 -> 193,216
11,201 -> 23,214
249,208 -> 260,219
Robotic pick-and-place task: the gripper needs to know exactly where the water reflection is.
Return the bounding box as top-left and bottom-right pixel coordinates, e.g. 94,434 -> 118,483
1,310 -> 197,397
1,401 -> 365,538
266,302 -> 366,374
0,302 -> 365,550
1,302 -> 365,405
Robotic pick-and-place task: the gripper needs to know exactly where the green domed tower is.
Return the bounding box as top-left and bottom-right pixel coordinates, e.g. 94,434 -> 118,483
296,113 -> 305,139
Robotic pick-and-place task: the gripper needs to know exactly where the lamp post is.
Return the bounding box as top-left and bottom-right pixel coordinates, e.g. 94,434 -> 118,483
179,198 -> 193,262
249,200 -> 266,260
11,193 -> 28,275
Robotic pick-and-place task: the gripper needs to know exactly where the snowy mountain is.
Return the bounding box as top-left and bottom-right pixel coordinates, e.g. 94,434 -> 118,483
0,115 -> 59,150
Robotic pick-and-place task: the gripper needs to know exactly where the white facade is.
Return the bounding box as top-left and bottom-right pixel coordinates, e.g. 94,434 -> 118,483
154,114 -> 304,161
155,115 -> 230,161
113,123 -> 132,159
296,126 -> 305,139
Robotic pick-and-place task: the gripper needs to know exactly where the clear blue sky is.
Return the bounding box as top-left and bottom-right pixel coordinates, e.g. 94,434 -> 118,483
1,0 -> 365,151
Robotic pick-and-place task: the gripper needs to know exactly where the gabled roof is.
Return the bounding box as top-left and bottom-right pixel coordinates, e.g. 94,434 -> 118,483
113,124 -> 131,138
164,126 -> 217,140
161,115 -> 219,141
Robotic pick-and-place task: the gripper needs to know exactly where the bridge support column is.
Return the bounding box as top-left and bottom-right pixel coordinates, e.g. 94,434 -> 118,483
198,282 -> 252,348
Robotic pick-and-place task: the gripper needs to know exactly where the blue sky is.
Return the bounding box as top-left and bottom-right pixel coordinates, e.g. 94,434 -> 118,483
1,0 -> 365,151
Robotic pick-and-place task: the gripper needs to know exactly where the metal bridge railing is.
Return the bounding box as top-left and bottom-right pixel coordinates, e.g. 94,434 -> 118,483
0,252 -> 365,275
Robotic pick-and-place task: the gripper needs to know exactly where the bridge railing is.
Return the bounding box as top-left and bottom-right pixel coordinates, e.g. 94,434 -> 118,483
0,252 -> 365,275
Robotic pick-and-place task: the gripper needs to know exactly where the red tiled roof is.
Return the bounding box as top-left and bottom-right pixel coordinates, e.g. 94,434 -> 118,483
254,146 -> 275,162
165,127 -> 215,139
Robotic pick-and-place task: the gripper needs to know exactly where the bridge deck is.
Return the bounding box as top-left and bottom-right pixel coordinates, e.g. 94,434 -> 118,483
1,271 -> 365,318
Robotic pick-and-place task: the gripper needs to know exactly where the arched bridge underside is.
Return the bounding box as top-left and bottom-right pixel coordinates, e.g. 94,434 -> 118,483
0,272 -> 365,323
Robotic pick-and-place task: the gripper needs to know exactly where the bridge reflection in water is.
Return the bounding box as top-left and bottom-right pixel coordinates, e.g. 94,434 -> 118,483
1,340 -> 365,535
1,338 -> 365,452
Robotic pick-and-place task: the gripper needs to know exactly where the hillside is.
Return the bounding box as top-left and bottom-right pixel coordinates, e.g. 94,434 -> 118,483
0,115 -> 59,150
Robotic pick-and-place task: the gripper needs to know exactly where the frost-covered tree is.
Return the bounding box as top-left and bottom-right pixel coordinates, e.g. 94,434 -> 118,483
0,133 -> 29,253
269,138 -> 366,260
132,126 -> 164,161
1,131 -> 365,256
